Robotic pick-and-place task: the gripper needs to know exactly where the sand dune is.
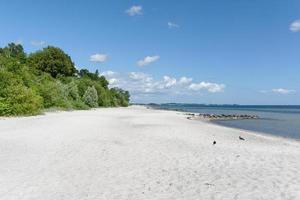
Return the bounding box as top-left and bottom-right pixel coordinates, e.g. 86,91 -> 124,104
0,106 -> 299,200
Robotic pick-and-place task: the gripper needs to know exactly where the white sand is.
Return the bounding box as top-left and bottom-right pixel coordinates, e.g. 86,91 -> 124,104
0,106 -> 299,200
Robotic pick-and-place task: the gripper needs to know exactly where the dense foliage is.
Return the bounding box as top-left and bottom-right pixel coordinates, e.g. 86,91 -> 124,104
28,46 -> 76,77
0,43 -> 130,116
83,86 -> 98,107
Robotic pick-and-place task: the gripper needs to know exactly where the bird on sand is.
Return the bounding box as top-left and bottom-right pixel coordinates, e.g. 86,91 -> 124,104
239,136 -> 245,140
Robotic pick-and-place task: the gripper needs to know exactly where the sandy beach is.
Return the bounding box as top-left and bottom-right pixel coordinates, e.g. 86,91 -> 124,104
0,106 -> 299,200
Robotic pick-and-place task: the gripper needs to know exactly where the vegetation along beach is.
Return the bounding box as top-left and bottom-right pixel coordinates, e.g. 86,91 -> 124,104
0,43 -> 130,116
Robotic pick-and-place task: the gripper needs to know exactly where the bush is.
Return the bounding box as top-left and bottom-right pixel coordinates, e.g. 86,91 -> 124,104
109,88 -> 130,107
66,81 -> 88,110
37,78 -> 71,109
83,86 -> 98,107
0,84 -> 42,116
77,77 -> 94,97
66,81 -> 80,100
0,69 -> 42,115
0,98 -> 12,116
71,100 -> 90,110
97,86 -> 111,107
56,82 -> 72,109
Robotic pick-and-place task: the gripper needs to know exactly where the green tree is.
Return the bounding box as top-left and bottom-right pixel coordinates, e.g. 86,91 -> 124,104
0,70 -> 42,115
110,87 -> 130,106
66,81 -> 80,100
77,77 -> 95,97
0,43 -> 26,62
2,43 -> 25,57
36,75 -> 70,109
28,46 -> 76,77
0,85 -> 42,116
93,84 -> 110,106
78,68 -> 109,88
83,86 -> 98,107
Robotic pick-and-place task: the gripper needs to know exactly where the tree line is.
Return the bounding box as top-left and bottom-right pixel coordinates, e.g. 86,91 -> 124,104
0,43 -> 130,116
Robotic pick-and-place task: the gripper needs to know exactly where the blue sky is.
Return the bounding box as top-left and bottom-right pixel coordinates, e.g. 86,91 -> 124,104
1,0 -> 300,104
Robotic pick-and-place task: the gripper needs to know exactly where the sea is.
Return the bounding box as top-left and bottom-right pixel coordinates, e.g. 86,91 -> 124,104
155,104 -> 300,140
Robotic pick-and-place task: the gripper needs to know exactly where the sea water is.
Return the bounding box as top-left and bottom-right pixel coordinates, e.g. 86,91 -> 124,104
158,104 -> 300,140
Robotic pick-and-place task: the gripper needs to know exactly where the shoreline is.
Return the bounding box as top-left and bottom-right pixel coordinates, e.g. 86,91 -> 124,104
208,117 -> 300,144
209,119 -> 300,143
1,105 -> 299,143
148,105 -> 300,143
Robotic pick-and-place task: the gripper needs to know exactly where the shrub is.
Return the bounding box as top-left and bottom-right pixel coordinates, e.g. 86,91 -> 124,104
77,77 -> 94,97
0,98 -> 12,116
56,81 -> 72,109
66,81 -> 80,100
97,86 -> 111,107
0,84 -> 42,116
37,80 -> 60,108
0,66 -> 43,116
109,88 -> 130,107
71,100 -> 90,110
83,86 -> 98,107
37,78 -> 71,109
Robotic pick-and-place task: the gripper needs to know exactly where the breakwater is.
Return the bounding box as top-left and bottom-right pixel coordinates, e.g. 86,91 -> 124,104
186,113 -> 259,121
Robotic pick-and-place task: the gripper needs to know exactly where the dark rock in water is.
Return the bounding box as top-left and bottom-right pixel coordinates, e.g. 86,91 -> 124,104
186,113 -> 195,116
197,113 -> 259,120
239,136 -> 245,140
213,141 -> 216,145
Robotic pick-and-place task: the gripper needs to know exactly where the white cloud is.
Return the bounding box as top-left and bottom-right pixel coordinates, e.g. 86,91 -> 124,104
161,76 -> 177,88
272,88 -> 295,94
259,90 -> 268,94
189,82 -> 225,93
126,5 -> 142,16
129,72 -> 153,82
90,54 -> 108,62
31,40 -> 46,46
178,76 -> 193,84
100,71 -> 119,87
137,55 -> 160,66
168,22 -> 179,29
101,70 -> 226,98
108,78 -> 119,85
128,72 -> 157,93
290,20 -> 300,32
100,70 -> 115,77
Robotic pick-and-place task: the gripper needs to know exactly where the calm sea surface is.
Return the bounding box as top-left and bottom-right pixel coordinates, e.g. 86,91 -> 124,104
157,104 -> 300,140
